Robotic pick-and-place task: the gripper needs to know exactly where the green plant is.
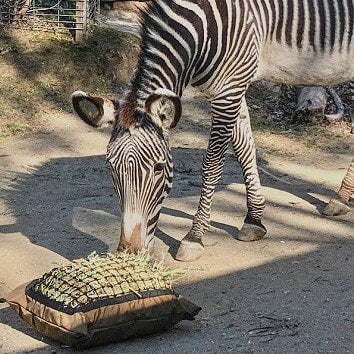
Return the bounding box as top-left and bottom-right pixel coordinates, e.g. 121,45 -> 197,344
5,122 -> 30,134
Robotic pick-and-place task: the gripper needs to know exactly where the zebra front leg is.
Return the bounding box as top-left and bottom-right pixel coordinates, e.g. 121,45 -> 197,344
323,159 -> 353,216
175,99 -> 241,262
350,80 -> 354,134
231,99 -> 267,241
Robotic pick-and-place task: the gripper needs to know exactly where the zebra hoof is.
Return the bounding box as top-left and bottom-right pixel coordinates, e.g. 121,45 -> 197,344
175,239 -> 205,262
323,198 -> 350,216
237,222 -> 267,242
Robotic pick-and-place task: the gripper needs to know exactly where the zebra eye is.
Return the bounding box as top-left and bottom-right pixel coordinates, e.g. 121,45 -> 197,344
154,162 -> 165,173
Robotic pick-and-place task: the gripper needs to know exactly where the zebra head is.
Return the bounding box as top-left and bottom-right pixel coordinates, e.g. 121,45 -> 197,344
72,89 -> 181,252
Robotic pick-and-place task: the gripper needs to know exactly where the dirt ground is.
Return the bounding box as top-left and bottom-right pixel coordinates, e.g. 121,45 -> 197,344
0,84 -> 353,353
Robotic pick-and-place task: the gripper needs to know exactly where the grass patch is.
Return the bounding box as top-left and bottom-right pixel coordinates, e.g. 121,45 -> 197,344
0,26 -> 351,156
0,26 -> 140,139
5,122 -> 31,135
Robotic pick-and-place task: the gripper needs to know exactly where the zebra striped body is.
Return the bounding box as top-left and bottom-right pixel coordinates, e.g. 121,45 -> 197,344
72,0 -> 353,259
133,0 -> 353,100
338,160 -> 354,203
252,0 -> 353,85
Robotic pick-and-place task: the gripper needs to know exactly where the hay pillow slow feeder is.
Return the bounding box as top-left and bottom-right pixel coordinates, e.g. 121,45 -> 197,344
2,251 -> 201,349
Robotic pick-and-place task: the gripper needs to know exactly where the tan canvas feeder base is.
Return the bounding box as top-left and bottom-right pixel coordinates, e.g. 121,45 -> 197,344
3,281 -> 201,349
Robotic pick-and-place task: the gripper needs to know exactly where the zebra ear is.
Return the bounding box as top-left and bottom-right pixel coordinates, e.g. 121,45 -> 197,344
145,89 -> 182,130
72,91 -> 119,128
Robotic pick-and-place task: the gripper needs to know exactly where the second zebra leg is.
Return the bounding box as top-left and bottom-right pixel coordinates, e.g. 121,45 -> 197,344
323,159 -> 353,216
324,81 -> 354,215
232,99 -> 267,241
175,95 -> 243,262
350,80 -> 354,134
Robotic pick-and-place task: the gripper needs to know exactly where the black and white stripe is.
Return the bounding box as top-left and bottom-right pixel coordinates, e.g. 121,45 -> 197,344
338,159 -> 354,203
108,121 -> 173,250
107,0 -> 353,252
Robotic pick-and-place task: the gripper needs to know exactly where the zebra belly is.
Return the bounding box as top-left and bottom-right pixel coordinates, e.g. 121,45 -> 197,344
254,44 -> 354,86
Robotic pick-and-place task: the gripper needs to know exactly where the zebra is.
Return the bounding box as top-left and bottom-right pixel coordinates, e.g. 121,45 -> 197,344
324,159 -> 354,216
72,0 -> 353,262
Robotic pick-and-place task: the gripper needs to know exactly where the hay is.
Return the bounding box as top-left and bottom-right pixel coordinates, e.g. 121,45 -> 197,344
34,251 -> 180,309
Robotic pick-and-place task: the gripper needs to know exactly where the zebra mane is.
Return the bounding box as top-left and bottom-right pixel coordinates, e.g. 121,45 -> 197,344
133,0 -> 170,93
136,0 -> 167,31
119,0 -> 179,130
119,92 -> 138,129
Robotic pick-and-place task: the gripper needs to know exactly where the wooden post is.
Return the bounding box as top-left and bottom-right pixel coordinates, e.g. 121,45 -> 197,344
13,0 -> 32,22
75,0 -> 87,42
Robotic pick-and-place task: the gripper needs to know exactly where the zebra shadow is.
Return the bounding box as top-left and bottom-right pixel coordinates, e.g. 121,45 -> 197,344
0,151 -> 240,263
0,155 -> 115,261
0,148 -> 351,263
171,145 -> 352,213
1,232 -> 352,353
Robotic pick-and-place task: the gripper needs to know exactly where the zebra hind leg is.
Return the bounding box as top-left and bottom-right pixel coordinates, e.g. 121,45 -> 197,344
232,99 -> 267,241
350,80 -> 354,134
323,159 -> 353,216
324,81 -> 354,215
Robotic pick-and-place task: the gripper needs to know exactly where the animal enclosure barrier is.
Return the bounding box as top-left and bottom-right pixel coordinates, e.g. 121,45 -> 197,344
0,0 -> 100,41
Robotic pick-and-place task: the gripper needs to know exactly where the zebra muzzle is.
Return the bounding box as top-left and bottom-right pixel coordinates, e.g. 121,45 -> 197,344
118,222 -> 146,252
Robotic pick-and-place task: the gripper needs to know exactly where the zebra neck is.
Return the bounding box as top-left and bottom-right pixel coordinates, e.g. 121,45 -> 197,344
127,43 -> 196,110
128,62 -> 186,109
126,1 -> 208,109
